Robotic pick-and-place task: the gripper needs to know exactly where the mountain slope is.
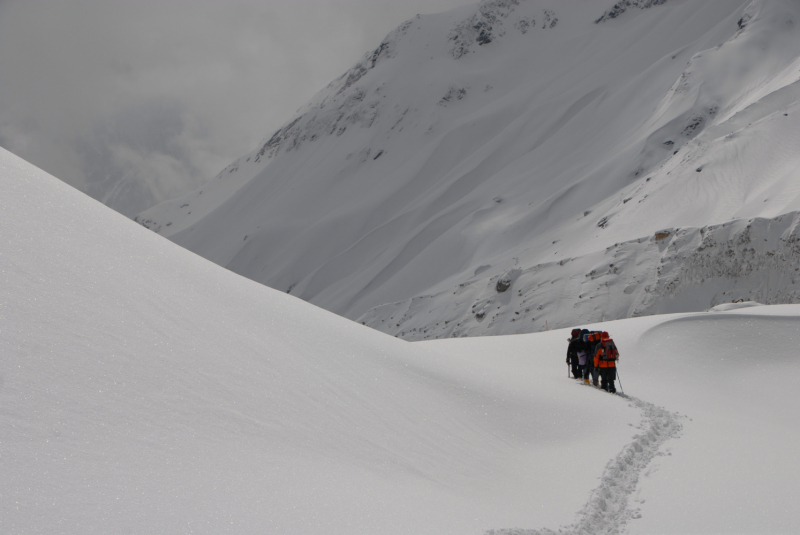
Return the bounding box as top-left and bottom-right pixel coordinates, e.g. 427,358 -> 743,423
136,0 -> 800,338
4,147 -> 800,533
0,146 -> 638,533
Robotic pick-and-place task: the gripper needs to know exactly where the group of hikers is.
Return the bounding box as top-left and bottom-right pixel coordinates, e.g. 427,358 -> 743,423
566,329 -> 620,394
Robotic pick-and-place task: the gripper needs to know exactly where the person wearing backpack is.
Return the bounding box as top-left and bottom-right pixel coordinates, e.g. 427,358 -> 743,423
580,329 -> 593,385
566,328 -> 583,379
578,329 -> 592,383
586,332 -> 601,386
594,331 -> 619,393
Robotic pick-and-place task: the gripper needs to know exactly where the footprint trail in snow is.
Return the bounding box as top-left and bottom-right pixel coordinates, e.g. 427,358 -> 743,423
487,395 -> 683,535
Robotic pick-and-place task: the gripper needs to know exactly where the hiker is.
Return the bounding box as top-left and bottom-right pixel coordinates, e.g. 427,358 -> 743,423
576,328 -> 589,380
586,332 -> 601,386
594,331 -> 619,393
566,328 -> 583,379
578,329 -> 591,384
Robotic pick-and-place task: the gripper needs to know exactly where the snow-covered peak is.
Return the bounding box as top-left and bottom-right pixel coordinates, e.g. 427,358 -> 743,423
136,0 -> 800,339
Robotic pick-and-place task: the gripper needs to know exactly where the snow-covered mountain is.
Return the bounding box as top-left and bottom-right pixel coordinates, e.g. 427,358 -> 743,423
5,146 -> 800,533
137,0 -> 800,339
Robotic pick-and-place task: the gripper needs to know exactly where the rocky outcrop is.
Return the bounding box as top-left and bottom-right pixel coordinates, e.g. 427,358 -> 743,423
595,0 -> 668,23
360,212 -> 800,340
449,1 -> 557,59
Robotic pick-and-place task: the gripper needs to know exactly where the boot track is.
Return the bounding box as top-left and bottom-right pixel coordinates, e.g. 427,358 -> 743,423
487,396 -> 683,535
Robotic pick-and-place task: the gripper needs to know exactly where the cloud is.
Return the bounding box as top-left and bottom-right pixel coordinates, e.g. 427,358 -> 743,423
0,0 -> 477,216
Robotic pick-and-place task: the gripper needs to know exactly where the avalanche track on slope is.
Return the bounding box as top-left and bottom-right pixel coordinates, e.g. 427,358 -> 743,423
488,394 -> 683,535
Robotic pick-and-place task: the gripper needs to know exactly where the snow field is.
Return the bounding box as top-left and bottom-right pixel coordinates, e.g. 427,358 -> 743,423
458,308 -> 800,534
4,147 -> 800,533
620,312 -> 800,534
563,396 -> 684,535
0,147 -> 638,534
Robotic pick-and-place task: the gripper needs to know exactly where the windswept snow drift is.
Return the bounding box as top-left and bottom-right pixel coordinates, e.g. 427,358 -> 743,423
620,308 -> 800,534
5,148 -> 800,533
137,0 -> 800,339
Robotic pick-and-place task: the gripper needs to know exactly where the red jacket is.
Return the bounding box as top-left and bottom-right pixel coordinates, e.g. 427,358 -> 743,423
594,340 -> 618,368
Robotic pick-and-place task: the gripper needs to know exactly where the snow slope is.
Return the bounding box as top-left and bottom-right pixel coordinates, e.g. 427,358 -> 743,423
136,0 -> 800,339
0,147 -> 638,533
6,149 -> 800,533
619,307 -> 800,534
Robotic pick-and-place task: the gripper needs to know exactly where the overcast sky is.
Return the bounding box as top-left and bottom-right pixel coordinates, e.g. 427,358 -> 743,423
0,0 -> 477,216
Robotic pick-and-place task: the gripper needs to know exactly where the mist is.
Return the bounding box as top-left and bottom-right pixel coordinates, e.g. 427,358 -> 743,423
0,0 -> 477,216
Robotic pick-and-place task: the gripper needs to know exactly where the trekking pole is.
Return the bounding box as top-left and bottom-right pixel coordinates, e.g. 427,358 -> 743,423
616,366 -> 625,395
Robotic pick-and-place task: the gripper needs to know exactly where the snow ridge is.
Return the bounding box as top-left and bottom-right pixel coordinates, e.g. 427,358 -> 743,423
487,394 -> 683,535
246,17 -> 417,165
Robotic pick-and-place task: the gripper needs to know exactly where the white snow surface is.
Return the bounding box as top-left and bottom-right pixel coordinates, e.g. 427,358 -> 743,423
5,150 -> 800,533
136,0 -> 800,340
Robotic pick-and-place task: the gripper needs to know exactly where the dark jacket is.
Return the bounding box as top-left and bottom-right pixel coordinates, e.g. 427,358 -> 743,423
566,337 -> 583,364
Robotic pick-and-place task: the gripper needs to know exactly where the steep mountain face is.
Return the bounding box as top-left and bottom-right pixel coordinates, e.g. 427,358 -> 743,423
137,0 -> 800,339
